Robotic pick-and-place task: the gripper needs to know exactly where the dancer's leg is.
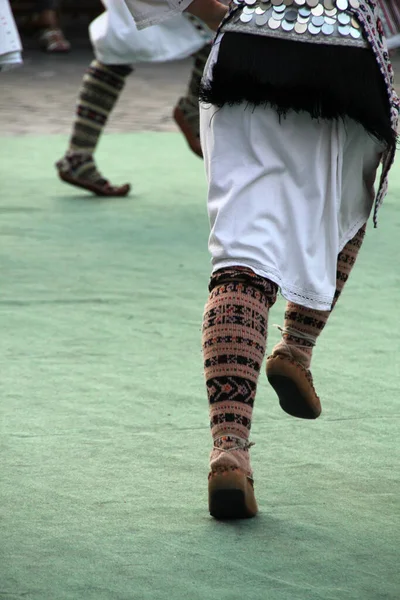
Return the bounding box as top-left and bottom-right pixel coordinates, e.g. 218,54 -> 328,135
203,267 -> 278,519
267,225 -> 367,419
56,60 -> 132,196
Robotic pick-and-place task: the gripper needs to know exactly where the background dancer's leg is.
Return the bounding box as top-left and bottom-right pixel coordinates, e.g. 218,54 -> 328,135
267,225 -> 367,419
203,267 -> 277,519
174,44 -> 211,158
56,60 -> 133,196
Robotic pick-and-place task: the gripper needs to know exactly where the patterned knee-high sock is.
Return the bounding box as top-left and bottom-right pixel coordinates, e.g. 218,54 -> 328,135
272,225 -> 367,369
176,43 -> 211,138
61,60 -> 133,181
203,267 -> 278,477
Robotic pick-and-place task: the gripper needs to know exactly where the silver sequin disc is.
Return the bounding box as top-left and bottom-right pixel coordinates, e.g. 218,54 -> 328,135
324,8 -> 337,16
272,10 -> 285,19
271,0 -> 283,5
294,21 -> 308,33
255,6 -> 266,14
324,16 -> 336,25
240,11 -> 254,22
245,0 -> 256,5
282,19 -> 295,30
256,11 -> 270,25
242,5 -> 255,13
322,22 -> 334,34
268,16 -> 282,28
312,15 -> 324,26
338,12 -> 351,25
338,23 -> 351,35
336,0 -> 348,10
294,21 -> 307,33
311,4 -> 324,16
323,0 -> 335,8
297,15 -> 310,23
349,0 -> 359,8
294,0 -> 306,5
350,26 -> 361,38
274,4 -> 287,12
306,0 -> 319,7
351,17 -> 360,29
308,22 -> 321,34
285,9 -> 298,21
284,0 -> 294,4
298,6 -> 311,16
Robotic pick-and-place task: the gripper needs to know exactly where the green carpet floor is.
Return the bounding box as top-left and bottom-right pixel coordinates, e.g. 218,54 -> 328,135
0,133 -> 399,600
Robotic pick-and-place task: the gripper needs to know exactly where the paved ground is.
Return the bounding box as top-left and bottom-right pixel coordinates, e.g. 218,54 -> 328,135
0,26 -> 195,136
1,26 -> 400,137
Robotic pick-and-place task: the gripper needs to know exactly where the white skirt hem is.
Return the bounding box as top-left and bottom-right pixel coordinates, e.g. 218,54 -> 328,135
211,214 -> 369,311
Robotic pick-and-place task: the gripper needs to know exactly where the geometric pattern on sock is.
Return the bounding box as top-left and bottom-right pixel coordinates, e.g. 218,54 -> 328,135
210,407 -> 251,429
58,152 -> 106,185
273,224 -> 367,370
333,224 -> 366,307
283,309 -> 325,347
273,303 -> 325,370
203,267 -> 277,445
209,265 -> 279,298
69,60 -> 133,155
207,375 -> 256,406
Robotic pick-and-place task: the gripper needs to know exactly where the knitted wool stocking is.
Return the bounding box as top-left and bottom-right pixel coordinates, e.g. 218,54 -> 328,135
272,224 -> 367,369
63,60 -> 133,182
203,267 -> 278,478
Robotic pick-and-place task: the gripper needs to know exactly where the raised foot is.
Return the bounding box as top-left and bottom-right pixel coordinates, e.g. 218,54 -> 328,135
266,354 -> 321,419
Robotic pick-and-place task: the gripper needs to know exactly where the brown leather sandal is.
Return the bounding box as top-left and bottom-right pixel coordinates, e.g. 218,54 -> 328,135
266,354 -> 321,419
57,170 -> 130,197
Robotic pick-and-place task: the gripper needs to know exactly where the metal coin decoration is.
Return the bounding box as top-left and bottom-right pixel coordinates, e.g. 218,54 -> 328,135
269,16 -> 282,28
322,22 -> 334,34
295,21 -> 308,32
256,11 -> 270,24
230,0 -> 366,43
311,4 -> 324,16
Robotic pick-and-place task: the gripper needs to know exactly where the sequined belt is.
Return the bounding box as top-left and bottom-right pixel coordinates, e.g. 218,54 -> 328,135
223,0 -> 369,49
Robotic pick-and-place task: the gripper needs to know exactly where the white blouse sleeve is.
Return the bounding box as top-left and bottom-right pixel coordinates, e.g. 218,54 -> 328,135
123,0 -> 193,29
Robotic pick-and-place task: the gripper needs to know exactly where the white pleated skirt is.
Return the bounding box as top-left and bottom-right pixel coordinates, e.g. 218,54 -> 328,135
89,0 -> 212,65
200,38 -> 383,311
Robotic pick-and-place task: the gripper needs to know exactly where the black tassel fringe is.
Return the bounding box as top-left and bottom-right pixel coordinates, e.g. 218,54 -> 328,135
200,33 -> 396,149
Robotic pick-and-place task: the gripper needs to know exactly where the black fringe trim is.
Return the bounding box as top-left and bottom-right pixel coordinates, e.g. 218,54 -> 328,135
200,33 -> 396,149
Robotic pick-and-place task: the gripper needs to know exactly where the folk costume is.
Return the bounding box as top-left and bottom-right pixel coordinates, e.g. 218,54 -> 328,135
125,0 -> 399,519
